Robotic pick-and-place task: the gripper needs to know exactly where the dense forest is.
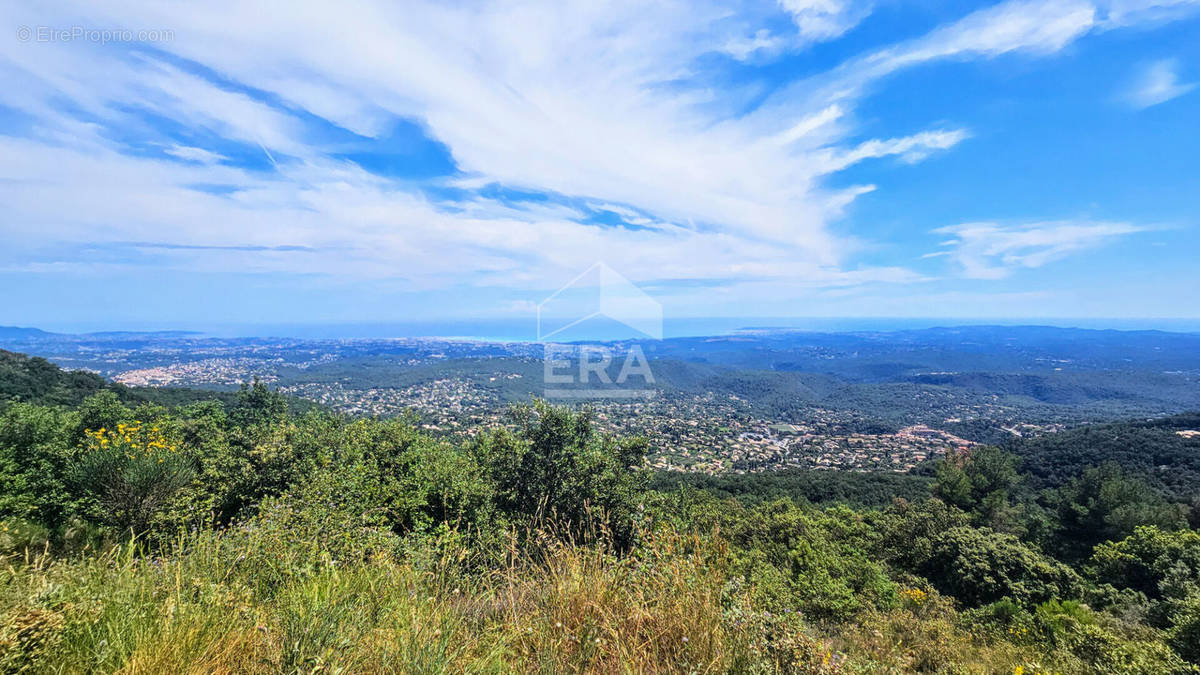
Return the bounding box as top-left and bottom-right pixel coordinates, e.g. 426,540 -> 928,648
1003,414 -> 1200,498
2,354 -> 1200,672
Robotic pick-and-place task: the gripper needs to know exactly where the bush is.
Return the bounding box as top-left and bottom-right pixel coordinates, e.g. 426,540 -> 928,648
70,422 -> 193,535
1034,599 -> 1098,645
471,402 -> 648,548
669,496 -> 899,621
920,526 -> 1080,607
872,497 -> 971,571
1167,593 -> 1200,663
0,403 -> 76,527
1089,526 -> 1200,602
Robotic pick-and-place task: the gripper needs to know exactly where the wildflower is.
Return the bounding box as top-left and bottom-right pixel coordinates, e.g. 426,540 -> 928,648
682,636 -> 688,643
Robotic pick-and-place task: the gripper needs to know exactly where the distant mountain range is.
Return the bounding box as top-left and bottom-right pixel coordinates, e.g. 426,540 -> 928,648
0,326 -> 56,339
0,326 -> 203,339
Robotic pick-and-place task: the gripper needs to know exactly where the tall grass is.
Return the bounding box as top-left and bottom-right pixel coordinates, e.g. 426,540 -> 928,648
0,524 -> 1147,674
0,524 -> 843,673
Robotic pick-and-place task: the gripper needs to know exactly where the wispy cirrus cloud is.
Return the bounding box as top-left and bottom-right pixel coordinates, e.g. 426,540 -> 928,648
163,145 -> 228,164
764,0 -> 1097,114
1124,58 -> 1196,108
819,129 -> 972,172
928,221 -> 1149,279
0,0 -> 998,290
0,0 -> 1194,319
722,0 -> 874,61
1098,0 -> 1200,28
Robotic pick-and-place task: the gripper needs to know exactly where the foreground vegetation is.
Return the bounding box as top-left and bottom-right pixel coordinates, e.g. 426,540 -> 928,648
2,374 -> 1199,672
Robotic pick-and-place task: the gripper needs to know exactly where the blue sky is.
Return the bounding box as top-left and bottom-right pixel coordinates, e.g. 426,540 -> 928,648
1,0 -> 1198,333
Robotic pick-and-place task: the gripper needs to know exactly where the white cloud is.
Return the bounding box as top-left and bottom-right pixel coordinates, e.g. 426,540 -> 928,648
791,0 -> 1098,105
722,28 -> 785,61
819,129 -> 971,172
930,221 -> 1147,279
163,145 -> 228,164
0,0 -> 1191,311
1125,58 -> 1196,108
779,0 -> 873,42
0,0 -> 979,282
0,133 -> 886,294
1098,0 -> 1200,28
721,0 -> 872,61
901,0 -> 1096,60
740,0 -> 1103,163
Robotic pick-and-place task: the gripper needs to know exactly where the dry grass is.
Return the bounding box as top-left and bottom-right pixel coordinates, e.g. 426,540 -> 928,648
1,526 -> 1124,674
0,527 -> 847,674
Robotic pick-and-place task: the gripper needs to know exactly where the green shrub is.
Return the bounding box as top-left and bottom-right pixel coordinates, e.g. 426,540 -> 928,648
471,401 -> 648,548
1090,526 -> 1200,601
920,526 -> 1080,607
69,422 -> 193,535
872,497 -> 970,571
0,403 -> 76,527
1167,593 -> 1200,663
1034,599 -> 1098,645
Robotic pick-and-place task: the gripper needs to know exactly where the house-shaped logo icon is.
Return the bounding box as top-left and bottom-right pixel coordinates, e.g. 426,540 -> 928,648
537,262 -> 662,342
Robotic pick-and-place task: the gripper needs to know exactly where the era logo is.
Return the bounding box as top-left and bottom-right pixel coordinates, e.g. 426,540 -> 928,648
536,262 -> 660,400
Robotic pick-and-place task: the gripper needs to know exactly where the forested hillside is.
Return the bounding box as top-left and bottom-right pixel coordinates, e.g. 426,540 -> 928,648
3,366 -> 1200,672
1003,413 -> 1200,498
0,349 -> 126,407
